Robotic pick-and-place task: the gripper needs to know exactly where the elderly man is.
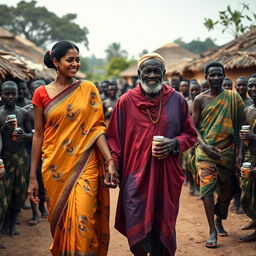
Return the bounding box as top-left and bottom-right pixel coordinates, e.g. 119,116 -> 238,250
193,62 -> 244,248
106,53 -> 197,256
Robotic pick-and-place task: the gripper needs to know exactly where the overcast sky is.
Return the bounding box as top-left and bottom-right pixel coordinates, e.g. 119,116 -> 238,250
5,0 -> 256,59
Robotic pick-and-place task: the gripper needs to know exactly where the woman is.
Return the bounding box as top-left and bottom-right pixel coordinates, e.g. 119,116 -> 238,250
28,41 -> 118,256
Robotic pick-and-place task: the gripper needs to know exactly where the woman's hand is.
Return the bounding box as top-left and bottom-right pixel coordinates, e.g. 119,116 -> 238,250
104,160 -> 119,188
27,177 -> 40,204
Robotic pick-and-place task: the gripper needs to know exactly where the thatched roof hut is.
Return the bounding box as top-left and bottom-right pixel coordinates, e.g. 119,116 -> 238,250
169,27 -> 256,83
120,43 -> 198,85
0,27 -> 86,82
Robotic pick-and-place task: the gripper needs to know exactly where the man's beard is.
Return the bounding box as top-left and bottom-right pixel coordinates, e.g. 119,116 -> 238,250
140,81 -> 162,94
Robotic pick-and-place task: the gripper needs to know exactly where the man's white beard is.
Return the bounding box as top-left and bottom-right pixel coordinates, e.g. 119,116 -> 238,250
141,81 -> 162,94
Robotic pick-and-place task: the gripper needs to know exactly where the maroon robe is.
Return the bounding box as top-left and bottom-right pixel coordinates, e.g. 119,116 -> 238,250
107,84 -> 197,255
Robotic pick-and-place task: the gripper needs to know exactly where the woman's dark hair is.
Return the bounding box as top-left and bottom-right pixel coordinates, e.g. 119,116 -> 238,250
44,41 -> 79,69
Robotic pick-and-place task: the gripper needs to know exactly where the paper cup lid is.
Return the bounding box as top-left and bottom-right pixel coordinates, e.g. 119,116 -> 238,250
241,125 -> 251,130
153,136 -> 165,141
242,162 -> 251,168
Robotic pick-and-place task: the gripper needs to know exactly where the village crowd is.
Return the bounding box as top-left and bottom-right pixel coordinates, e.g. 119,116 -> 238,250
0,41 -> 255,256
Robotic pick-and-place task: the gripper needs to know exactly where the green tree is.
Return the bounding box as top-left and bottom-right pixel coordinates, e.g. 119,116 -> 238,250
204,2 -> 256,38
105,42 -> 127,61
174,37 -> 217,54
106,57 -> 131,78
0,1 -> 89,48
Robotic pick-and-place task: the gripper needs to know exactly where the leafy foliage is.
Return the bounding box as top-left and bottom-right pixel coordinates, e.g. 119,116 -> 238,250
105,42 -> 128,61
204,2 -> 256,38
106,57 -> 131,78
174,37 -> 217,54
0,1 -> 89,48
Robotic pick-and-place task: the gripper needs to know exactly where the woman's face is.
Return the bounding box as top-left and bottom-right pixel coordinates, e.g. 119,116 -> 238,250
57,48 -> 80,78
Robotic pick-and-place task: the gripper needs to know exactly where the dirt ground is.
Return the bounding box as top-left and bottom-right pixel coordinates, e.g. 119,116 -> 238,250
0,185 -> 256,256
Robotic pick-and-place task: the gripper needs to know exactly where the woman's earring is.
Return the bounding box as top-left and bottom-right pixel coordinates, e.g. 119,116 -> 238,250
56,66 -> 60,79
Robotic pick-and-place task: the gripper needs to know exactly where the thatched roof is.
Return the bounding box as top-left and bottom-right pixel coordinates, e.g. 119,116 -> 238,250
120,43 -> 198,77
0,27 -> 86,81
0,51 -> 35,81
169,27 -> 256,75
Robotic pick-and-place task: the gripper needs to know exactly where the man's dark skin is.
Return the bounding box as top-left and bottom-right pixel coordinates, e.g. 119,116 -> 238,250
222,78 -> 233,90
103,83 -> 118,120
171,77 -> 180,92
235,77 -> 253,107
16,81 -> 31,108
239,76 -> 256,242
130,59 -> 179,256
179,80 -> 190,100
193,66 -> 241,247
201,79 -> 210,92
0,82 -> 32,235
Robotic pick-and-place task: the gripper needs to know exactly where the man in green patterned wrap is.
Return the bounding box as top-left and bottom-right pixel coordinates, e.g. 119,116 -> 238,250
0,81 -> 32,236
239,74 -> 256,243
193,62 -> 244,248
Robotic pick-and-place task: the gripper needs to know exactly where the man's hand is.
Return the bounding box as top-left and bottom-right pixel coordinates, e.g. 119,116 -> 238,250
5,119 -> 17,130
201,144 -> 221,160
152,137 -> 178,159
13,128 -> 25,142
239,130 -> 256,141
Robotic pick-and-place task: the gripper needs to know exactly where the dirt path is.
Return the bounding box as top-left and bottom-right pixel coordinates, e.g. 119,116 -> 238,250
0,185 -> 255,256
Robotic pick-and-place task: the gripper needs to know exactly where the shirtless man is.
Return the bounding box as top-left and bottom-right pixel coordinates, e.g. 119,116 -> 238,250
201,79 -> 210,92
103,82 -> 118,121
239,75 -> 256,242
193,62 -> 244,248
16,81 -> 31,107
235,76 -> 253,107
222,77 -> 233,90
179,79 -> 191,100
231,76 -> 253,213
0,81 -> 32,235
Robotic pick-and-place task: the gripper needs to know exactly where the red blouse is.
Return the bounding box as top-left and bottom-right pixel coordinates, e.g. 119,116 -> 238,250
32,85 -> 51,108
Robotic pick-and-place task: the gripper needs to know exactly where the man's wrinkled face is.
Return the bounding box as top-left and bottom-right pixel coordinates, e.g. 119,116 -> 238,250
206,67 -> 224,90
247,78 -> 256,101
235,78 -> 247,96
139,59 -> 165,94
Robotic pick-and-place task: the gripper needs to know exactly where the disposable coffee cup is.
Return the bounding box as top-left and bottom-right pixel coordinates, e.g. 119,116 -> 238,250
152,136 -> 165,158
241,125 -> 251,131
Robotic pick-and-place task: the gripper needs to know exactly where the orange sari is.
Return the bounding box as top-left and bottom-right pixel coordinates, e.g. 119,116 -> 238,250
42,80 -> 109,256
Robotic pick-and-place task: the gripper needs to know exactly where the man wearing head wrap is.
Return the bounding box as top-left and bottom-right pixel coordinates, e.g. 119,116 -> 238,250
107,53 -> 197,255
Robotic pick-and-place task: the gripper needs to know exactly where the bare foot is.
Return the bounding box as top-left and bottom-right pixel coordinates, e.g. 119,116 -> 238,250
239,231 -> 256,243
205,231 -> 218,248
242,220 -> 256,230
215,217 -> 228,237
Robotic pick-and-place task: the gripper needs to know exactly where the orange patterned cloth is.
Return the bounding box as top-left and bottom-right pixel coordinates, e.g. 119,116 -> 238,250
36,80 -> 109,256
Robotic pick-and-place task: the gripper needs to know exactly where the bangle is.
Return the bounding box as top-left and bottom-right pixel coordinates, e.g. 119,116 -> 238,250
29,176 -> 37,180
105,158 -> 115,166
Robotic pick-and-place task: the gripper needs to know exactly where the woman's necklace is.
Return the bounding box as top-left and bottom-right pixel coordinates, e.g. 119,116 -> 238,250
146,91 -> 163,124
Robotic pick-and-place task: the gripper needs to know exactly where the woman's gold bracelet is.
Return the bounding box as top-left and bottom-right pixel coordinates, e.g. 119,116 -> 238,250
105,158 -> 115,166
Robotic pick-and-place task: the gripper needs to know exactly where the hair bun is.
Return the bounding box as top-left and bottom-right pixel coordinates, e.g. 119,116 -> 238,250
44,51 -> 55,69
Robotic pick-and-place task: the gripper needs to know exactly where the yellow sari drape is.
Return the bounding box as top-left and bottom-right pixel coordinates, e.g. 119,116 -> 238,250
41,80 -> 109,256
